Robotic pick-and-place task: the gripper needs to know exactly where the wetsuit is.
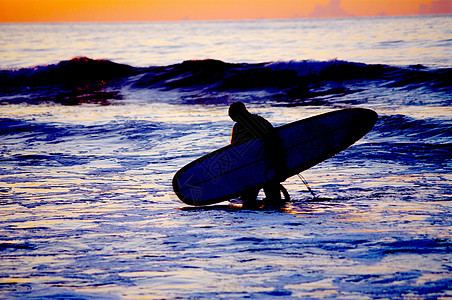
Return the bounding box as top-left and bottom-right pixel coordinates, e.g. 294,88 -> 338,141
231,112 -> 284,207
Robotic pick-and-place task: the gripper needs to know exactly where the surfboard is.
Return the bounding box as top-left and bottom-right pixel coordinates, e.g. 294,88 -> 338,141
173,108 -> 378,206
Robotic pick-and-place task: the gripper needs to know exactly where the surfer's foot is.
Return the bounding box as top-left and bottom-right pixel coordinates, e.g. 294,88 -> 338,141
242,199 -> 258,209
263,195 -> 287,207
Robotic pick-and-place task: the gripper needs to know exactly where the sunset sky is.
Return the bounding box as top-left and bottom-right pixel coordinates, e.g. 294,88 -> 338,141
0,0 -> 451,22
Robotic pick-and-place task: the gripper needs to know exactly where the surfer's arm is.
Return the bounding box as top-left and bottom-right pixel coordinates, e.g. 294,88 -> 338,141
231,124 -> 238,144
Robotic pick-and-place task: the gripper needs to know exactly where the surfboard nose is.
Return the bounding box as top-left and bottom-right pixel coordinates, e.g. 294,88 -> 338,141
363,108 -> 378,123
357,108 -> 378,133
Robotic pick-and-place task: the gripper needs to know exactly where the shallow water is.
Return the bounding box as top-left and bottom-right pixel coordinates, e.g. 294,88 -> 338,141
1,15 -> 451,299
1,102 -> 451,299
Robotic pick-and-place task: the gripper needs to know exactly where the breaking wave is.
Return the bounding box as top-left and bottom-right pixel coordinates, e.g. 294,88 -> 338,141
1,57 -> 450,106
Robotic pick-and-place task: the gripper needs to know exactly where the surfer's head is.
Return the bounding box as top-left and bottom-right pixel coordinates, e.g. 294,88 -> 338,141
229,102 -> 247,121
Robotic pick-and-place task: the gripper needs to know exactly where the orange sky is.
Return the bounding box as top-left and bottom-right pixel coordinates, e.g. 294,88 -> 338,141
0,0 -> 451,22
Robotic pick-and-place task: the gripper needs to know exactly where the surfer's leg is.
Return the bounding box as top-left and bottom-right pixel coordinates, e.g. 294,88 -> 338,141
263,182 -> 282,206
279,184 -> 290,203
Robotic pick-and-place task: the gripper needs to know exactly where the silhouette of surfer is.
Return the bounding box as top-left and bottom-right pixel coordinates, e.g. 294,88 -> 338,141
228,102 -> 287,208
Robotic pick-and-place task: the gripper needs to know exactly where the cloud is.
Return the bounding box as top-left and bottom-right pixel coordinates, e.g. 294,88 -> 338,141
309,0 -> 353,18
419,0 -> 452,15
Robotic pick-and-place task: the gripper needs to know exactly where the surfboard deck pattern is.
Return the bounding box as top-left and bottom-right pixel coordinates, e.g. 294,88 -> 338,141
173,108 -> 378,206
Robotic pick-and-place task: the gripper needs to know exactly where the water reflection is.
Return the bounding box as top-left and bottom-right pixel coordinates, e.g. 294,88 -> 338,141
0,101 -> 450,298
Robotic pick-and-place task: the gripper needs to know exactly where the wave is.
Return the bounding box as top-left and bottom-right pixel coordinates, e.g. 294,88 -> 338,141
376,114 -> 452,142
0,57 -> 136,85
0,56 -> 450,105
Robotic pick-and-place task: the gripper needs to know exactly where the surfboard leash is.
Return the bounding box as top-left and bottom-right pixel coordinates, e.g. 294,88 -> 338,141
297,174 -> 317,199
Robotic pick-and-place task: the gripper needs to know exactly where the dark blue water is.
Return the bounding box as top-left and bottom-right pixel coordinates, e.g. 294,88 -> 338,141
0,16 -> 451,299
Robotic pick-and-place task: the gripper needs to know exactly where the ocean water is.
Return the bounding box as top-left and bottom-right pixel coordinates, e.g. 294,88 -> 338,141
0,15 -> 451,299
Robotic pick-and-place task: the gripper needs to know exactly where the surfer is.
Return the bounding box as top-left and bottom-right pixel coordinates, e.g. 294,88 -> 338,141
228,102 -> 286,208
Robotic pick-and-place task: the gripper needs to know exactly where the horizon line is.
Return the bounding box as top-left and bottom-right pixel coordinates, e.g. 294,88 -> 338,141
1,13 -> 450,24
